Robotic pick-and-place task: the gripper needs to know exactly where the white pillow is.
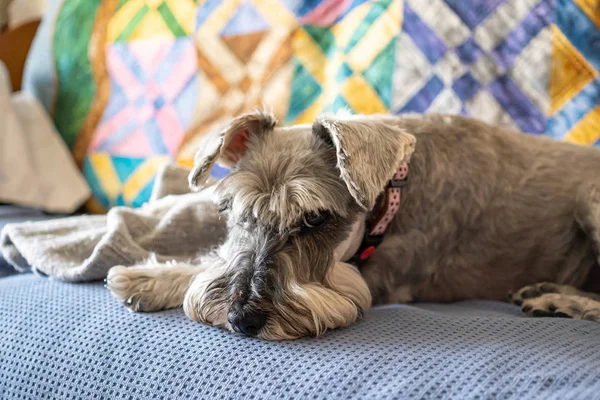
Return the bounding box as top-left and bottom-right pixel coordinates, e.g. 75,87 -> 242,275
0,61 -> 90,213
7,0 -> 46,29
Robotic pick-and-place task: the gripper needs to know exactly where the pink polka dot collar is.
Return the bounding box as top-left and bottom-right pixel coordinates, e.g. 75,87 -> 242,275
347,161 -> 409,269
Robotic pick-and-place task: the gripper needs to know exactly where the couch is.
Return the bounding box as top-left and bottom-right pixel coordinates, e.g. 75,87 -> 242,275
2,0 -> 600,398
3,271 -> 600,399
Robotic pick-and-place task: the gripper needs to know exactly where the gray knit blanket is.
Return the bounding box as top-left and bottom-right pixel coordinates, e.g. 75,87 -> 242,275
0,165 -> 226,281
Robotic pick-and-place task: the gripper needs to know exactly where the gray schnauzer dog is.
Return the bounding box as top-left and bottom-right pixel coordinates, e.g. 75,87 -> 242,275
107,109 -> 600,340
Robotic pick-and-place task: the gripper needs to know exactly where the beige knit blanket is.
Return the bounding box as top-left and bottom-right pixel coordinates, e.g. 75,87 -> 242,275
0,164 -> 226,281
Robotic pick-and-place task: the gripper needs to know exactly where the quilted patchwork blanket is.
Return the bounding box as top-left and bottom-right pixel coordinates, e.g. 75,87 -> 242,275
23,0 -> 600,211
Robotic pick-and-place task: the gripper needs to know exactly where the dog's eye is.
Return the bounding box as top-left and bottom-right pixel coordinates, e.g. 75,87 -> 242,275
302,211 -> 328,228
218,200 -> 231,213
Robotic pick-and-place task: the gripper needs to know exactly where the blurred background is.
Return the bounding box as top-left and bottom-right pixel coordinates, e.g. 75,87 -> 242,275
1,0 -> 599,216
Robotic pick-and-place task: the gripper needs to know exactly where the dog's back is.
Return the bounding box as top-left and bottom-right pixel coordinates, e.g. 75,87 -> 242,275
363,114 -> 600,304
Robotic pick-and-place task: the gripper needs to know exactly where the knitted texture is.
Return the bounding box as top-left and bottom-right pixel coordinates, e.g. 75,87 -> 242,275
0,165 -> 224,282
2,274 -> 600,399
0,207 -> 64,278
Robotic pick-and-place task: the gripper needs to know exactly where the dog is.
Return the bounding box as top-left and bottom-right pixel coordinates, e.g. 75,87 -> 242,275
106,109 -> 600,340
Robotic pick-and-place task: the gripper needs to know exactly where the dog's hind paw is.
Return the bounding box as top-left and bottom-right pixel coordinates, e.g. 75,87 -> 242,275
517,293 -> 600,322
509,282 -> 582,306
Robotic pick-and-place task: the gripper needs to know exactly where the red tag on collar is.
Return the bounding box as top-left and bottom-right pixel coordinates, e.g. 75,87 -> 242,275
359,246 -> 376,261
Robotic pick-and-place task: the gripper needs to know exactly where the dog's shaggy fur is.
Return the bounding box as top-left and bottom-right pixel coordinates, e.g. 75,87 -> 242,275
107,110 -> 600,340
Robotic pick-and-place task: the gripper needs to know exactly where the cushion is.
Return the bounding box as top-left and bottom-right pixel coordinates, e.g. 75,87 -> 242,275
0,61 -> 90,213
22,0 -> 600,212
1,273 -> 600,399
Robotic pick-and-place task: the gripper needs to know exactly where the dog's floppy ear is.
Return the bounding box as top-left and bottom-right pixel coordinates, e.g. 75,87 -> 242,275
313,114 -> 416,210
188,109 -> 277,191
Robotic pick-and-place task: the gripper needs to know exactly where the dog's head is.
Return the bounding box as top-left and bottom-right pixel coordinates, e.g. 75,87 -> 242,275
184,109 -> 415,340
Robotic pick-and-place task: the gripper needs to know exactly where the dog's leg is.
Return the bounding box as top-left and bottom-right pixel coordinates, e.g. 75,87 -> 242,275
511,291 -> 600,322
510,282 -> 600,305
106,262 -> 203,312
508,182 -> 600,321
575,182 -> 600,293
510,282 -> 600,321
510,282 -> 600,320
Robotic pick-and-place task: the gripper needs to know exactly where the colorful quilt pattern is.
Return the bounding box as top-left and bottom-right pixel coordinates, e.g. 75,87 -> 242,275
393,0 -> 553,134
549,0 -> 600,145
50,0 -> 600,211
287,0 -> 402,124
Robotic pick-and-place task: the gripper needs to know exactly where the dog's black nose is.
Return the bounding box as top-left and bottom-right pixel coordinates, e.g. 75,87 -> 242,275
227,309 -> 268,337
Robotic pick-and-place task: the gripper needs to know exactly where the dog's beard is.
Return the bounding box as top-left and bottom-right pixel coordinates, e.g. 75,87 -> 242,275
183,253 -> 372,340
183,254 -> 229,326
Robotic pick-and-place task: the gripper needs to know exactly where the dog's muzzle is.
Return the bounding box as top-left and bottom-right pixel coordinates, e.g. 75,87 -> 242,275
227,304 -> 268,336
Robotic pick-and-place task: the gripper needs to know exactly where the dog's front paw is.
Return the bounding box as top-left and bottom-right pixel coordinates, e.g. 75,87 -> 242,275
106,265 -> 158,312
518,293 -> 600,322
107,263 -> 199,312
